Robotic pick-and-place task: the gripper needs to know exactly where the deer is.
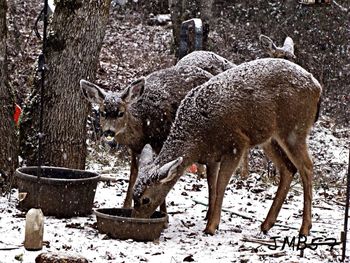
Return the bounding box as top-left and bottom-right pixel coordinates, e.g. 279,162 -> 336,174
80,65 -> 213,210
176,51 -> 250,179
132,58 -> 322,237
259,35 -> 296,60
80,50 -> 246,210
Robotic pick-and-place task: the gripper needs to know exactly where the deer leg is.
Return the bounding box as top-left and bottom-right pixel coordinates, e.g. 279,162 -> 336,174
205,162 -> 220,220
205,152 -> 243,235
160,200 -> 167,213
123,151 -> 138,208
261,139 -> 297,233
278,137 -> 314,236
196,163 -> 207,179
239,149 -> 249,179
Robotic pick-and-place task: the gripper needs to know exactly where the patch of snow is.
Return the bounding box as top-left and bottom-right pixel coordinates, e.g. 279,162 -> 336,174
1,121 -> 348,263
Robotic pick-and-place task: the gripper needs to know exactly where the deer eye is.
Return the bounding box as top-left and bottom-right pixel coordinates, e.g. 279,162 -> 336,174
100,111 -> 106,117
117,111 -> 124,118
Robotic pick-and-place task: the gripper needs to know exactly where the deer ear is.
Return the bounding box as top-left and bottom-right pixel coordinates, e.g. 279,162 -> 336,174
80,79 -> 106,104
159,157 -> 183,184
139,144 -> 154,168
282,36 -> 296,59
259,34 -> 277,55
121,77 -> 145,103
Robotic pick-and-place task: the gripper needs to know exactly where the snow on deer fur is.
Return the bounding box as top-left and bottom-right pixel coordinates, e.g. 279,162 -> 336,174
132,58 -> 322,237
177,51 -> 252,178
176,50 -> 236,75
80,65 -> 213,208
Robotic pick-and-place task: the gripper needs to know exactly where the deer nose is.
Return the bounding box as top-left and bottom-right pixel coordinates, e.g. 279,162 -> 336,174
103,130 -> 116,140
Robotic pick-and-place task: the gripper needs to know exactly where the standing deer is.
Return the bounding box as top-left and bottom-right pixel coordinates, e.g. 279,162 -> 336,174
132,58 -> 322,236
81,50 -> 244,209
80,65 -> 213,208
176,51 -> 250,179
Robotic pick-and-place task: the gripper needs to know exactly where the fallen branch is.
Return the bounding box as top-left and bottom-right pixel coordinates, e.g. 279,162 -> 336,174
323,199 -> 345,207
242,236 -> 280,246
192,199 -> 326,233
235,251 -> 286,258
0,247 -> 21,250
193,199 -> 254,220
333,199 -> 346,207
99,175 -> 125,182
313,205 -> 333,210
0,242 -> 21,250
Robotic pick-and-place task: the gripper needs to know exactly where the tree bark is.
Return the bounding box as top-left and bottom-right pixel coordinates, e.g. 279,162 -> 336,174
20,0 -> 111,169
0,0 -> 17,187
169,0 -> 213,56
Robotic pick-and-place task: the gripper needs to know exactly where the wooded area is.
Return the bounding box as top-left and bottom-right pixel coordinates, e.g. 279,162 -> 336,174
0,0 -> 348,198
0,1 -> 349,261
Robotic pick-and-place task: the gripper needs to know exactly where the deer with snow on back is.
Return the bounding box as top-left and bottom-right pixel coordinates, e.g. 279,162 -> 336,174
176,51 -> 251,179
80,50 -> 245,209
80,65 -> 213,209
132,58 -> 322,236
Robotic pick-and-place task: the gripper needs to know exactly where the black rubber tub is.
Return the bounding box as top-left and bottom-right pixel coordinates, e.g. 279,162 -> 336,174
94,208 -> 168,241
15,166 -> 100,218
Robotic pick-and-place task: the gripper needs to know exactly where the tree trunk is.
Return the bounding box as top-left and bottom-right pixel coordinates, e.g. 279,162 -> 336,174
169,0 -> 213,56
0,0 -> 17,187
168,0 -> 183,53
20,0 -> 111,169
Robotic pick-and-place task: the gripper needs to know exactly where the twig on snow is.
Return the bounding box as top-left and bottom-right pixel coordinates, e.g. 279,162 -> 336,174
242,236 -> 281,246
99,175 -> 120,182
192,199 -> 327,233
236,251 -> 287,258
313,205 -> 333,210
193,199 -> 254,220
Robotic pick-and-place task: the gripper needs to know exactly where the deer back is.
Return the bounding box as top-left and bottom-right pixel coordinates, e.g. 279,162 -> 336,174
176,51 -> 236,75
159,58 -> 321,165
130,65 -> 212,152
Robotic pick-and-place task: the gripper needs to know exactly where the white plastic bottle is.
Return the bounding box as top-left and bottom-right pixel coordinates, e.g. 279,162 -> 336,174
24,208 -> 44,251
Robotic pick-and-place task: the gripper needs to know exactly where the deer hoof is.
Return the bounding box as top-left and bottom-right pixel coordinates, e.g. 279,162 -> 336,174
204,227 -> 216,236
260,220 -> 274,233
299,224 -> 312,236
204,223 -> 219,235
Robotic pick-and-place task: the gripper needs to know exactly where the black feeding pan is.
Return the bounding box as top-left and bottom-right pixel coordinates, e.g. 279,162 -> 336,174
94,208 -> 168,241
15,166 -> 100,218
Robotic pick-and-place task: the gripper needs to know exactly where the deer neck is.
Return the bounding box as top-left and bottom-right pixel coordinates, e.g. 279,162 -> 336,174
115,113 -> 144,151
155,139 -> 196,170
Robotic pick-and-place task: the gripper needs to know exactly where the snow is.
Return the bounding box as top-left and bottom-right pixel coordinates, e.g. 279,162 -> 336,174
0,120 -> 349,263
176,51 -> 236,75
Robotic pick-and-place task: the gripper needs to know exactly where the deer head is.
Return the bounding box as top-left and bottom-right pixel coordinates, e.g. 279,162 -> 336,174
80,78 -> 145,145
132,144 -> 184,218
259,35 -> 296,60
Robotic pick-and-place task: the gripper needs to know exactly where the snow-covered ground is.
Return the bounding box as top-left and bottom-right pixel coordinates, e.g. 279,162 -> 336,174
0,119 -> 348,263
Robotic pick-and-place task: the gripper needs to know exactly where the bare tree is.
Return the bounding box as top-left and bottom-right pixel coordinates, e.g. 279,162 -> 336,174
20,0 -> 111,169
0,0 -> 17,188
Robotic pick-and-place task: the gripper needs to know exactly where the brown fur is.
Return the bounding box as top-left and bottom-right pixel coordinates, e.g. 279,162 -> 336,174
80,65 -> 213,208
133,58 -> 322,237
